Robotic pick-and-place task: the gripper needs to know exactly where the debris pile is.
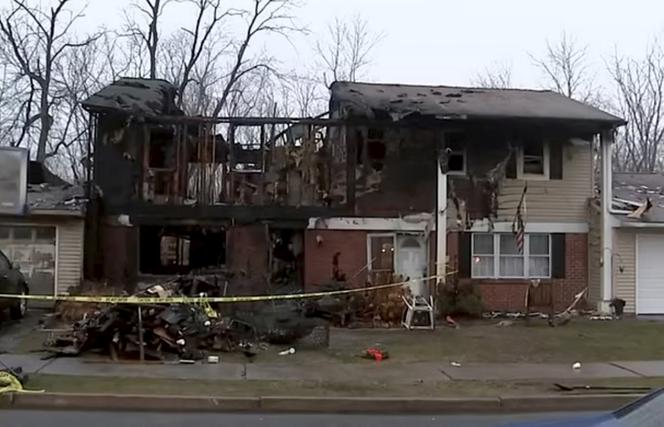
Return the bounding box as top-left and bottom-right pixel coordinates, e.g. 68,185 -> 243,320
45,275 -> 328,361
308,274 -> 409,328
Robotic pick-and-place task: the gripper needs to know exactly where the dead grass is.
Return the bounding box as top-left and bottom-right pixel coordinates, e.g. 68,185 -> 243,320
26,374 -> 663,398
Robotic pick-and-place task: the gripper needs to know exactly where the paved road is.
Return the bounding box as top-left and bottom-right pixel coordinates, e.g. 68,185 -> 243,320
1,410 -> 600,427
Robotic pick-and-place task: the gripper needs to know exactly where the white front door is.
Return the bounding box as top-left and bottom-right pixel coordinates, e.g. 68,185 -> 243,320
397,235 -> 427,296
637,234 -> 664,314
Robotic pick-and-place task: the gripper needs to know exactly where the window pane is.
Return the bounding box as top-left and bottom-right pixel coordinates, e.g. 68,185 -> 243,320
447,153 -> 465,172
500,234 -> 520,255
472,255 -> 494,277
35,227 -> 55,242
12,227 -> 32,240
529,256 -> 550,277
530,234 -> 549,255
371,236 -> 394,271
472,234 -> 493,255
0,227 -> 9,240
500,256 -> 524,277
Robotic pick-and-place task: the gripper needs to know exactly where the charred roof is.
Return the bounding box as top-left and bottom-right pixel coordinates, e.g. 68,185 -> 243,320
82,78 -> 182,117
27,161 -> 85,214
330,81 -> 625,129
613,173 -> 664,223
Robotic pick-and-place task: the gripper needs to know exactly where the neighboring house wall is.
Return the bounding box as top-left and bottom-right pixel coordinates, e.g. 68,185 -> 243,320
57,218 -> 85,294
613,228 -> 636,313
0,215 -> 84,295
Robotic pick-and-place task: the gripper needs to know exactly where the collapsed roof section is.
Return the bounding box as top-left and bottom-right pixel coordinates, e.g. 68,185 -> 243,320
27,161 -> 85,214
82,78 -> 182,117
330,81 -> 626,130
613,173 -> 664,223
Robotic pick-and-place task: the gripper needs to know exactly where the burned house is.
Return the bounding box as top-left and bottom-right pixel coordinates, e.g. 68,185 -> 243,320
327,82 -> 624,312
83,78 -> 624,312
82,78 -> 351,293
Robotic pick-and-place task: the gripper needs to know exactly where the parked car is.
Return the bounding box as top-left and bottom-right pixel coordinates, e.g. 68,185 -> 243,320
0,249 -> 28,319
506,389 -> 664,426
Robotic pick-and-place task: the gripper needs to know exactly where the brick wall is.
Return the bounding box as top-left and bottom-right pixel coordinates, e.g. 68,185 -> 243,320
226,224 -> 268,295
101,225 -> 138,291
453,233 -> 588,312
304,229 -> 368,289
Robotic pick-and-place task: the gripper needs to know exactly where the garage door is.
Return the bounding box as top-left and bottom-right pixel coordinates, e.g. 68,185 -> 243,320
0,225 -> 56,299
637,234 -> 664,314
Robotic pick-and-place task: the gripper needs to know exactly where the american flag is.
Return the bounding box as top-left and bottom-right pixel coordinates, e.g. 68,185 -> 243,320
512,183 -> 528,254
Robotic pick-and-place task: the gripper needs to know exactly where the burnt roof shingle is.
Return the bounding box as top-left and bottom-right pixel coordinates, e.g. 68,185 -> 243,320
331,81 -> 625,126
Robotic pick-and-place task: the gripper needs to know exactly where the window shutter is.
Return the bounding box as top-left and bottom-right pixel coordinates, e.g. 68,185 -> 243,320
550,142 -> 563,180
551,233 -> 566,278
505,151 -> 517,179
458,232 -> 471,278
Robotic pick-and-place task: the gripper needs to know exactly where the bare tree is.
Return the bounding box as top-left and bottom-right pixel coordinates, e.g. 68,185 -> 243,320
316,15 -> 383,86
211,0 -> 302,117
125,0 -> 172,79
531,32 -> 600,104
0,0 -> 100,162
473,61 -> 513,89
610,43 -> 664,172
166,0 -> 239,109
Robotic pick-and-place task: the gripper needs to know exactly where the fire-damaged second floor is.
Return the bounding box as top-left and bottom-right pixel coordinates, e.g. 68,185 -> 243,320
330,81 -> 625,227
82,78 -> 624,226
82,78 -> 357,222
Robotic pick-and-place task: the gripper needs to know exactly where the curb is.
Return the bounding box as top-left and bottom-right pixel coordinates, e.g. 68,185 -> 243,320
0,392 -> 645,413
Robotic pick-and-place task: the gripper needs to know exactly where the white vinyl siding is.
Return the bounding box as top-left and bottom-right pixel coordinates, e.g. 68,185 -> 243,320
56,220 -> 84,294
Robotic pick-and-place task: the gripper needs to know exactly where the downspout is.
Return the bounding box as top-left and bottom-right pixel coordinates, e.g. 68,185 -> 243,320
599,128 -> 616,313
436,139 -> 448,288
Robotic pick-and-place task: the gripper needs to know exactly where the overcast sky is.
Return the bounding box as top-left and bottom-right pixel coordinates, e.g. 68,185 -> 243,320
78,0 -> 664,91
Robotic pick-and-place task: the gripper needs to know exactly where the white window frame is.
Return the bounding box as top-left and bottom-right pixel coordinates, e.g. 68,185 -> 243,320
471,233 -> 552,279
517,141 -> 550,180
367,233 -> 396,273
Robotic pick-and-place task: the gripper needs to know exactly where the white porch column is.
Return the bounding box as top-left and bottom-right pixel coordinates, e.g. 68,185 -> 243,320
599,129 -> 614,313
436,163 -> 447,281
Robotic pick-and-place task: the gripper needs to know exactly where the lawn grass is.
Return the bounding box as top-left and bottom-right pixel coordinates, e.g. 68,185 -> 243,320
26,373 -> 664,398
317,318 -> 664,364
11,317 -> 664,365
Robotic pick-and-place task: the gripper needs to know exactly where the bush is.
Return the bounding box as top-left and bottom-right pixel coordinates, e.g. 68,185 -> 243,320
436,277 -> 485,318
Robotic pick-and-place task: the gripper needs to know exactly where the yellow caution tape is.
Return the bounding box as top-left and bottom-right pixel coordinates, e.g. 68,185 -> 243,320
0,371 -> 44,394
0,274 -> 452,305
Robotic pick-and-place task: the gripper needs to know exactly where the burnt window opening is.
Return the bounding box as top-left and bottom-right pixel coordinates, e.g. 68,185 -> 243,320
139,226 -> 226,275
518,139 -> 549,179
270,228 -> 304,287
147,128 -> 175,169
357,128 -> 387,172
444,132 -> 466,175
233,125 -> 264,173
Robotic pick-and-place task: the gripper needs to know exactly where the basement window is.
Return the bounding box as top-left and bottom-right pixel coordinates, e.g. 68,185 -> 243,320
518,140 -> 549,179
